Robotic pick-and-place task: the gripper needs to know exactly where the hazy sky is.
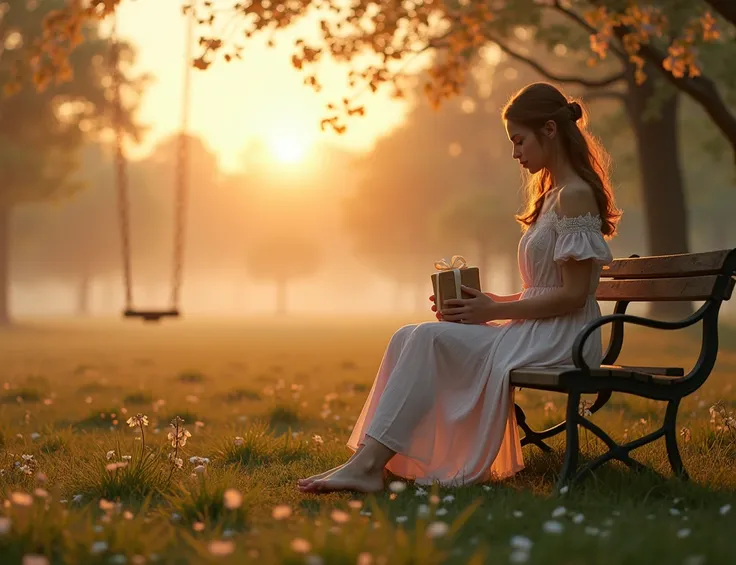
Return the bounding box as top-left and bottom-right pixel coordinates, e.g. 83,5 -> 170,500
114,0 -> 423,172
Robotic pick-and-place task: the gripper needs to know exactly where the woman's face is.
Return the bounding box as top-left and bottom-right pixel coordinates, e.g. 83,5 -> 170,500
505,120 -> 555,174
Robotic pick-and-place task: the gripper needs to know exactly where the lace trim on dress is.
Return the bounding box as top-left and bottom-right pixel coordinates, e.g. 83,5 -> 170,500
539,209 -> 603,235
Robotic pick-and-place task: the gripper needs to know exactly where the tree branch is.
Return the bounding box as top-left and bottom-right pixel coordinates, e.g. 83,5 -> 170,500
704,0 -> 736,28
491,35 -> 625,88
581,89 -> 626,104
550,0 -> 628,62
610,25 -> 736,164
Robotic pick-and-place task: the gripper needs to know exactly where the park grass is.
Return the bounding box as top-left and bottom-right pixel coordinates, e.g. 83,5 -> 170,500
0,315 -> 734,564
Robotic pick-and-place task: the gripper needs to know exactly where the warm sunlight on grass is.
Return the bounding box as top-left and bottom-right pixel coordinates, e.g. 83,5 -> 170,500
0,319 -> 734,563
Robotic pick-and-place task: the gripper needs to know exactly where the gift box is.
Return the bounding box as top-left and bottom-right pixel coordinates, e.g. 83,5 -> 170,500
431,255 -> 482,315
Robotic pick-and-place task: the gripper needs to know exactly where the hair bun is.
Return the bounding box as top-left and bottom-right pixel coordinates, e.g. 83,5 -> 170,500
568,101 -> 583,122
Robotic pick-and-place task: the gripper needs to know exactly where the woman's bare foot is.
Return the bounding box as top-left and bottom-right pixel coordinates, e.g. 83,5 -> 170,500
297,464 -> 347,487
297,446 -> 365,487
298,461 -> 385,494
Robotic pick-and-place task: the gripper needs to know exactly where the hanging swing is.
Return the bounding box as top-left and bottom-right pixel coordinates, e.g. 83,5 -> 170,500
110,12 -> 193,322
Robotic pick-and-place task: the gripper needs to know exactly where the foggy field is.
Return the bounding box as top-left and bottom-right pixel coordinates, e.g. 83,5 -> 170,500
0,317 -> 734,563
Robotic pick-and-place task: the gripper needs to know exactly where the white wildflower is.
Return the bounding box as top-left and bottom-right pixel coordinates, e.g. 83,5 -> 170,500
223,489 -> 243,510
290,538 -> 311,553
106,450 -> 116,461
542,520 -> 564,534
357,552 -> 373,565
330,509 -> 350,523
425,521 -> 449,538
720,504 -> 731,516
126,414 -> 149,427
10,492 -> 33,507
510,536 -> 533,550
207,540 -> 235,556
551,506 -> 566,518
272,505 -> 292,520
22,555 -> 49,565
90,541 -> 108,555
677,528 -> 692,539
388,481 -> 406,493
395,515 -> 408,523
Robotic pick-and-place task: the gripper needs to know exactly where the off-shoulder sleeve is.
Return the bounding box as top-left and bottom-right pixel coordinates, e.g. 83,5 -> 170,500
553,213 -> 613,265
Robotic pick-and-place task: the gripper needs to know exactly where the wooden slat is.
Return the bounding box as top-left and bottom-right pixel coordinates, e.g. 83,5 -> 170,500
619,365 -> 684,376
595,275 -> 719,302
510,365 -> 683,389
601,249 -> 733,279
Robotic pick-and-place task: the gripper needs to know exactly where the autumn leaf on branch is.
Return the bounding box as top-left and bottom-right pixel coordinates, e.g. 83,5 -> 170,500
5,0 -> 736,158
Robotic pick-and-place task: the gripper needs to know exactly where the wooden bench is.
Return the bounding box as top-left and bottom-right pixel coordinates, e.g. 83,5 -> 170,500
509,248 -> 736,491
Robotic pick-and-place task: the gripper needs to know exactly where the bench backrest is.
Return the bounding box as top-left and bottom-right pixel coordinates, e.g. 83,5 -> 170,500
596,249 -> 736,302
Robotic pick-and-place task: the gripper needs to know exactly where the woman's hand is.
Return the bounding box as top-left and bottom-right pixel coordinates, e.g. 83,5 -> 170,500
440,286 -> 499,324
428,294 -> 444,321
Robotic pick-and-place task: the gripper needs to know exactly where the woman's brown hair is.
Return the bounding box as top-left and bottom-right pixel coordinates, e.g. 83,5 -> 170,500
502,82 -> 621,237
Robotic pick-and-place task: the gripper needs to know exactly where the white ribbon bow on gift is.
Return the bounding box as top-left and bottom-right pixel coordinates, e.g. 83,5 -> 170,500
434,255 -> 468,315
434,255 -> 467,271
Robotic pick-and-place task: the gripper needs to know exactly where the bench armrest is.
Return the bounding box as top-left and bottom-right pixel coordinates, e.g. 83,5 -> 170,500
571,302 -> 710,373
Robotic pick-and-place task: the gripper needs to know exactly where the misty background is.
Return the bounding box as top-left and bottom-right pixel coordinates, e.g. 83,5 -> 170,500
3,2 -> 736,323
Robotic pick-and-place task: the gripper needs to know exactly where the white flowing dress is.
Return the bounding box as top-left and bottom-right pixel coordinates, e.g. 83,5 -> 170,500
347,206 -> 614,485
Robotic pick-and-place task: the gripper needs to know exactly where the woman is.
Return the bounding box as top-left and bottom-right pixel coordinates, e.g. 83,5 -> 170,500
298,82 -> 621,494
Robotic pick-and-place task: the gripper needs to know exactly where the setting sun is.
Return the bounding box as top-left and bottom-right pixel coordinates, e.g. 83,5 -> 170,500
266,133 -> 311,164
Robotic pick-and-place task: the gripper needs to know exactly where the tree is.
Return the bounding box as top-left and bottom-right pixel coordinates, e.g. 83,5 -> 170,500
0,0 -> 143,323
244,233 -> 323,315
7,2 -> 736,163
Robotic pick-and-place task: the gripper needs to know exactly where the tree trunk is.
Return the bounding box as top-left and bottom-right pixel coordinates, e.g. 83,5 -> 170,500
624,69 -> 693,320
275,278 -> 287,315
76,273 -> 91,317
0,205 -> 10,325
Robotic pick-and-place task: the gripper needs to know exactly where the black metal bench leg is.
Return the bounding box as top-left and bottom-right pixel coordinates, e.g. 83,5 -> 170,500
663,398 -> 690,481
556,389 -> 581,492
515,403 -> 553,452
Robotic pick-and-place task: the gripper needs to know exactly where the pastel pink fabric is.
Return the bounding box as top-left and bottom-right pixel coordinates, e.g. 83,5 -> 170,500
347,206 -> 613,485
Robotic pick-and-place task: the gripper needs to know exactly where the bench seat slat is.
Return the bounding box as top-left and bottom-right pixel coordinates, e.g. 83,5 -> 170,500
595,275 -> 723,302
509,365 -> 684,389
601,250 -> 733,279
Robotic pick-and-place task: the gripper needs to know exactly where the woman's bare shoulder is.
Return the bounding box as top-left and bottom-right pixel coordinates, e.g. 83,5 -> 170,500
556,180 -> 599,217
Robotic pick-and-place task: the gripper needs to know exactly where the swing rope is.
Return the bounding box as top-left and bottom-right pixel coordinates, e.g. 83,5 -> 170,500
111,11 -> 192,322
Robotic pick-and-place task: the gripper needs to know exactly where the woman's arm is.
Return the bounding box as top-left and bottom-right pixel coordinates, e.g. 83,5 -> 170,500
485,291 -> 522,303
491,259 -> 593,320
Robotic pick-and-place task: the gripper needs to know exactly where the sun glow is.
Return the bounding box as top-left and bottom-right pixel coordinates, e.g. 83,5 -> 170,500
266,132 -> 311,164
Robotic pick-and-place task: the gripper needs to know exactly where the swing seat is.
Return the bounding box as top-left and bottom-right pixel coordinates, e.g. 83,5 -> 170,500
123,309 -> 180,322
